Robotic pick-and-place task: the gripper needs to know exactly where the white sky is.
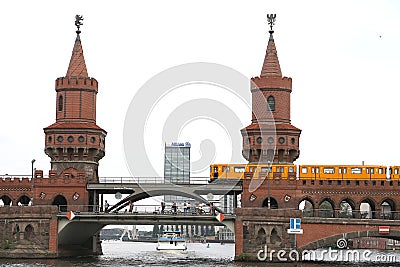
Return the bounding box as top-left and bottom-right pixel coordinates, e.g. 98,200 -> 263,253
1,1 -> 400,178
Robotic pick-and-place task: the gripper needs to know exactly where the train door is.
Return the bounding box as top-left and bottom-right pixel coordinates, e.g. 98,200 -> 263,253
213,166 -> 219,179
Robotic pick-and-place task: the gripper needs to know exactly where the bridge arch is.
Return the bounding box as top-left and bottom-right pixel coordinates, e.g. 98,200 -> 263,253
111,188 -> 221,213
300,230 -> 400,251
359,198 -> 376,219
261,197 -> 278,209
339,197 -> 356,218
0,194 -> 13,206
380,198 -> 396,219
52,195 -> 68,212
17,195 -> 31,206
299,197 -> 315,217
318,198 -> 335,218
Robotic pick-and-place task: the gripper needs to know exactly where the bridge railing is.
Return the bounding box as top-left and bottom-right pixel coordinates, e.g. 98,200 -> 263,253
303,209 -> 400,220
57,204 -> 235,215
98,176 -> 211,184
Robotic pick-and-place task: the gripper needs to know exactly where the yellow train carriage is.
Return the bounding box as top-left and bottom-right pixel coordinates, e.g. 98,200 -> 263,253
298,165 -> 387,180
389,166 -> 400,180
210,163 -> 296,181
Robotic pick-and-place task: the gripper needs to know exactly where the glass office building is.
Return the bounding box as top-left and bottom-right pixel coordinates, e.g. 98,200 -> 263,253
164,142 -> 191,203
164,142 -> 190,184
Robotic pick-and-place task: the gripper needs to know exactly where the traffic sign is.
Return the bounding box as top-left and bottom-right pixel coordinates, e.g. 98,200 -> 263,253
290,218 -> 301,230
288,218 -> 303,235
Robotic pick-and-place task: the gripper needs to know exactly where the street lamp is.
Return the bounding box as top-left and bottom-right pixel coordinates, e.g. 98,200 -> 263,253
31,159 -> 36,205
267,160 -> 271,209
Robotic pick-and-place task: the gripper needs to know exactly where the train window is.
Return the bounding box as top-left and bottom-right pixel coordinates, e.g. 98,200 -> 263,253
371,168 -> 374,174
395,168 -> 399,175
226,166 -> 230,172
351,168 -> 362,174
222,166 -> 226,172
323,168 -> 334,174
311,167 -> 319,174
289,167 -> 294,173
302,167 -> 308,174
234,167 -> 245,173
261,167 -> 271,172
378,168 -> 383,174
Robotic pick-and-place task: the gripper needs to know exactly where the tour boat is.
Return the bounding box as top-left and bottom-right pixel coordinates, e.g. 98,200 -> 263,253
156,230 -> 187,251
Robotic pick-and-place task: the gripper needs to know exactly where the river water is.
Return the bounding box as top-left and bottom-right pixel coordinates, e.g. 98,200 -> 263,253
0,241 -> 399,266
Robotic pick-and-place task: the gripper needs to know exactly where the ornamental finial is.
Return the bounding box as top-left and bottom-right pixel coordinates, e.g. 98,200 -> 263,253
267,14 -> 276,33
75,15 -> 84,34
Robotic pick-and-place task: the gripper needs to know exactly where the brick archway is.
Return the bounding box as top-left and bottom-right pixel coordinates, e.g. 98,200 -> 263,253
0,194 -> 13,206
318,198 -> 335,218
298,197 -> 315,217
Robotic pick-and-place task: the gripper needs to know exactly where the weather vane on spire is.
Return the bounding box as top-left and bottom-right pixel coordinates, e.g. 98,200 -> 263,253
75,15 -> 84,34
267,14 -> 276,33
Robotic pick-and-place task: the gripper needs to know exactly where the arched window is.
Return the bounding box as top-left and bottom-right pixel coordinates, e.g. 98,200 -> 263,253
58,95 -> 63,112
267,96 -> 275,112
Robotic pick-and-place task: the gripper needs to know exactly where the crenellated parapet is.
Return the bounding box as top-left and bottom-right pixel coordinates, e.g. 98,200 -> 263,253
251,76 -> 292,91
55,76 -> 98,92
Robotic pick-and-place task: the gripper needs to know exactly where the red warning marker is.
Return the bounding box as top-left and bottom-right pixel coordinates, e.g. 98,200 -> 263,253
216,213 -> 225,222
66,211 -> 75,220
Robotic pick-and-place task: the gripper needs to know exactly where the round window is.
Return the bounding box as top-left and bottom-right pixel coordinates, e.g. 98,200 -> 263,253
67,136 -> 74,142
279,137 -> 285,144
256,137 -> 263,144
57,136 -> 64,142
291,138 -> 295,144
90,137 -> 96,143
267,137 -> 274,144
78,136 -> 84,142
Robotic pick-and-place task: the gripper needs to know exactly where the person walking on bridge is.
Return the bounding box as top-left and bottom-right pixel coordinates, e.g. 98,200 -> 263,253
161,201 -> 165,214
172,202 -> 177,214
104,200 -> 110,213
128,200 -> 134,213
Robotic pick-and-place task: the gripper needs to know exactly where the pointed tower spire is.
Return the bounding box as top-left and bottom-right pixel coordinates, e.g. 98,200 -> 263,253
66,15 -> 88,77
260,14 -> 282,77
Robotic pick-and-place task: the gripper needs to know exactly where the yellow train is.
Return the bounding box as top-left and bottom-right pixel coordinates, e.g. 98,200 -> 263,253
210,163 -> 398,181
210,163 -> 296,181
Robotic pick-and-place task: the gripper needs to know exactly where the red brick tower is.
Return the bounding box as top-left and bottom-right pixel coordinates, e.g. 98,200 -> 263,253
241,15 -> 301,163
44,21 -> 106,182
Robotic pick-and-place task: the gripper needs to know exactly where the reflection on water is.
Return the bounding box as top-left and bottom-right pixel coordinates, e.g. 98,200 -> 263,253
0,241 -> 399,266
